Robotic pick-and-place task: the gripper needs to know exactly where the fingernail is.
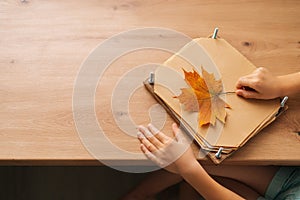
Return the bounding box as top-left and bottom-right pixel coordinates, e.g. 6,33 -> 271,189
148,123 -> 159,134
137,125 -> 143,129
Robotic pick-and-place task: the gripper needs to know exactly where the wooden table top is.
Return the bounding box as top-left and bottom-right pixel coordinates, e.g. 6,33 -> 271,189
1,0 -> 299,166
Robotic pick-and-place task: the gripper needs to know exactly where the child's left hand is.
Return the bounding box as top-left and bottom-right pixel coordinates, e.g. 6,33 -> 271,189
137,123 -> 198,174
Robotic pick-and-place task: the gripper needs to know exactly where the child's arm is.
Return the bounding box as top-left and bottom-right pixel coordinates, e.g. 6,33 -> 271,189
137,123 -> 244,200
179,161 -> 243,200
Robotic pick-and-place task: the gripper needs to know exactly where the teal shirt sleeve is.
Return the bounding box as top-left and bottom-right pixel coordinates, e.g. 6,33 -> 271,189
257,167 -> 300,200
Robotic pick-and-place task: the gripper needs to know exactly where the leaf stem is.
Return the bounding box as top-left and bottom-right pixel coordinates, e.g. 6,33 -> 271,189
219,91 -> 236,95
197,91 -> 236,101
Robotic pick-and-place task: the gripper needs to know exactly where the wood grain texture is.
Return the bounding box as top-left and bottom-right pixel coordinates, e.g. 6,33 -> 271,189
0,0 -> 299,165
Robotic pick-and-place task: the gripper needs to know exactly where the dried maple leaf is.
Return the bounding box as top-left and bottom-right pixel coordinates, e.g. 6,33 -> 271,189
175,67 -> 230,126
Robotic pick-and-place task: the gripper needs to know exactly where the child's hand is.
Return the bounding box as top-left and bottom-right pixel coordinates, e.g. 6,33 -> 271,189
137,124 -> 245,200
235,67 -> 282,99
137,123 -> 198,174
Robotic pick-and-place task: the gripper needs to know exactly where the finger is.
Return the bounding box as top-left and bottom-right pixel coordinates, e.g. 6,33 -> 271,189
137,131 -> 145,140
140,144 -> 156,161
236,89 -> 260,99
235,77 -> 253,89
138,132 -> 158,152
139,125 -> 163,148
171,123 -> 186,142
140,144 -> 162,166
172,123 -> 192,144
147,124 -> 169,143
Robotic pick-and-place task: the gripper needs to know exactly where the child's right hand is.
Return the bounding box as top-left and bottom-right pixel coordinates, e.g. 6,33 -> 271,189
235,67 -> 283,99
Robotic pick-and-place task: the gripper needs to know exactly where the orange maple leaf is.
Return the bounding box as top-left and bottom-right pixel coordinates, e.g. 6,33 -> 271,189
175,67 -> 230,126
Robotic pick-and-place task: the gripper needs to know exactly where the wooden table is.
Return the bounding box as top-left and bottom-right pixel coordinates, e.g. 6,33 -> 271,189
1,0 -> 299,166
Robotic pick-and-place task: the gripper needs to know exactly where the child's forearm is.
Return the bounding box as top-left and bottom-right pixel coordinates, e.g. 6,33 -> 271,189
179,161 -> 244,200
278,72 -> 300,97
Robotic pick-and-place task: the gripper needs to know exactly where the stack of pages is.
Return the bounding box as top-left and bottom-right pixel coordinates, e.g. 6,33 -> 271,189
144,37 -> 284,164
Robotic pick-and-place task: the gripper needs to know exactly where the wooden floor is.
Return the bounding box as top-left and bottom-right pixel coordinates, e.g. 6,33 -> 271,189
0,166 -> 149,200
